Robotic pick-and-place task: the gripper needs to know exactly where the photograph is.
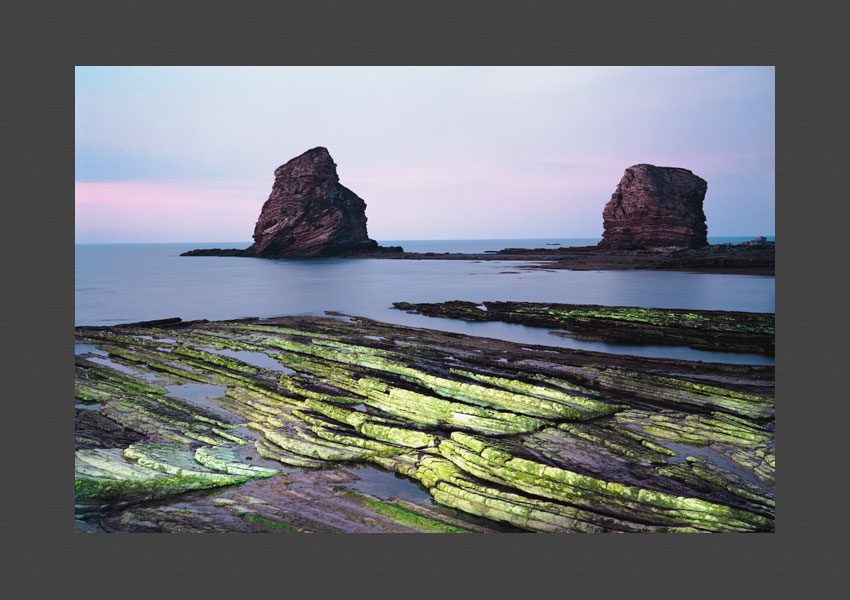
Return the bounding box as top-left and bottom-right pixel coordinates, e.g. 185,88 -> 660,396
74,66 -> 775,533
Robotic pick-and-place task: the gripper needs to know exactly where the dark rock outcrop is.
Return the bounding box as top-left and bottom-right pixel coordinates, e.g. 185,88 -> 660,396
246,147 -> 378,257
599,164 -> 708,250
181,248 -> 248,257
393,301 -> 775,355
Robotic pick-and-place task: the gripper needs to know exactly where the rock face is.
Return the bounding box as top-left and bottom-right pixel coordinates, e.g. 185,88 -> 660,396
599,164 -> 708,250
246,147 -> 379,257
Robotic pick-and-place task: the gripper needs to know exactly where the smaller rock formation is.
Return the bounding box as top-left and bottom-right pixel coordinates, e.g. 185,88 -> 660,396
599,164 -> 708,250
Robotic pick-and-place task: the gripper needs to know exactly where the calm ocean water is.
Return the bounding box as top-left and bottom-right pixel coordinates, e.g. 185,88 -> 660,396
75,238 -> 775,365
380,237 -> 773,254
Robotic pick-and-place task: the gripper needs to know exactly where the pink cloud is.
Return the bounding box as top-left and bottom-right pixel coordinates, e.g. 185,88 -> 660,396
75,180 -> 264,243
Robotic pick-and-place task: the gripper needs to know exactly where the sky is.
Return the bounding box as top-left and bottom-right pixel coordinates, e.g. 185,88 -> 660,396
75,66 -> 774,243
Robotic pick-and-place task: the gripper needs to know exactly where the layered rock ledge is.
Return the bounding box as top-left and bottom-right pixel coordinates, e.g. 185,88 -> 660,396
76,313 -> 774,533
393,301 -> 775,355
343,240 -> 775,275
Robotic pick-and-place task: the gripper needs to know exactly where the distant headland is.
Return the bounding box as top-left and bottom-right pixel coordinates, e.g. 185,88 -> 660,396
182,147 -> 773,275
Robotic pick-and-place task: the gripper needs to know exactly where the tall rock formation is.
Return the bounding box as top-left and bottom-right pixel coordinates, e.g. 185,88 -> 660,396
246,147 -> 379,257
598,164 -> 708,250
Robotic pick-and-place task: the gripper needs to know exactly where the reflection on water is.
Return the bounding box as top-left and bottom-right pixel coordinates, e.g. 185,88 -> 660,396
659,441 -> 765,486
76,243 -> 775,365
341,465 -> 433,502
201,348 -> 296,374
74,344 -> 108,356
165,383 -> 235,420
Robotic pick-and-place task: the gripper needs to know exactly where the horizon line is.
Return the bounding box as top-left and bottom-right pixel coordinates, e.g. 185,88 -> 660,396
74,234 -> 776,246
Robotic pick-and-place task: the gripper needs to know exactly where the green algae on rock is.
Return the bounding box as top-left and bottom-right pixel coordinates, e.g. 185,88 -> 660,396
75,446 -> 250,508
336,488 -> 467,533
393,300 -> 774,356
75,314 -> 774,532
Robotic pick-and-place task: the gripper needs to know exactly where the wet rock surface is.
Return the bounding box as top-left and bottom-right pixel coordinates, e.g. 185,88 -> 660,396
75,313 -> 774,532
599,164 -> 708,249
392,301 -> 774,355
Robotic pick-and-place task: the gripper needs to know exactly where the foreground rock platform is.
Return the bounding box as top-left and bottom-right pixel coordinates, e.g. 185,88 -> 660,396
393,301 -> 774,355
76,313 -> 774,533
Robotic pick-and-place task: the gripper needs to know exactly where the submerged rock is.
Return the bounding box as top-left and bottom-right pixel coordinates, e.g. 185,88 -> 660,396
599,164 -> 708,250
246,147 -> 379,257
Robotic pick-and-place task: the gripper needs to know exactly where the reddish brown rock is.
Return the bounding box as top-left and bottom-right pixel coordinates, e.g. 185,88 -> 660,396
599,164 -> 708,250
246,147 -> 379,257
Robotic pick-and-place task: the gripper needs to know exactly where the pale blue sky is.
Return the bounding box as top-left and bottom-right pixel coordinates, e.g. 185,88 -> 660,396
76,67 -> 774,243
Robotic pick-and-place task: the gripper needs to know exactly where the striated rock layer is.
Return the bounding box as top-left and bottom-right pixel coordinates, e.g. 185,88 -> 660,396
76,313 -> 774,533
599,164 -> 708,250
392,301 -> 775,355
246,147 -> 379,257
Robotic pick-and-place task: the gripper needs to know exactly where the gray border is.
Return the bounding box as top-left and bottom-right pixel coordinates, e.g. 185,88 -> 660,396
4,1 -> 848,597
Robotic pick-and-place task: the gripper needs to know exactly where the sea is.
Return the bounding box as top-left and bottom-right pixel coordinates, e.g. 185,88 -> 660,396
75,237 -> 775,365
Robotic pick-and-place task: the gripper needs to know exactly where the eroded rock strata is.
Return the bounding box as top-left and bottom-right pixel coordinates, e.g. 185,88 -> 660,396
599,164 -> 708,250
76,313 -> 774,533
247,147 -> 377,257
181,147 -> 401,258
392,301 -> 775,355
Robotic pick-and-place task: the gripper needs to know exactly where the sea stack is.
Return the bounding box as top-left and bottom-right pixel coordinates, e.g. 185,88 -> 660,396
598,164 -> 708,250
246,147 -> 379,257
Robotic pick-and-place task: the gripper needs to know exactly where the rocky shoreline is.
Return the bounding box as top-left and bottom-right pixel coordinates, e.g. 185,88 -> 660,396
76,312 -> 774,533
181,244 -> 404,258
342,241 -> 775,275
183,241 -> 774,275
392,301 -> 775,355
